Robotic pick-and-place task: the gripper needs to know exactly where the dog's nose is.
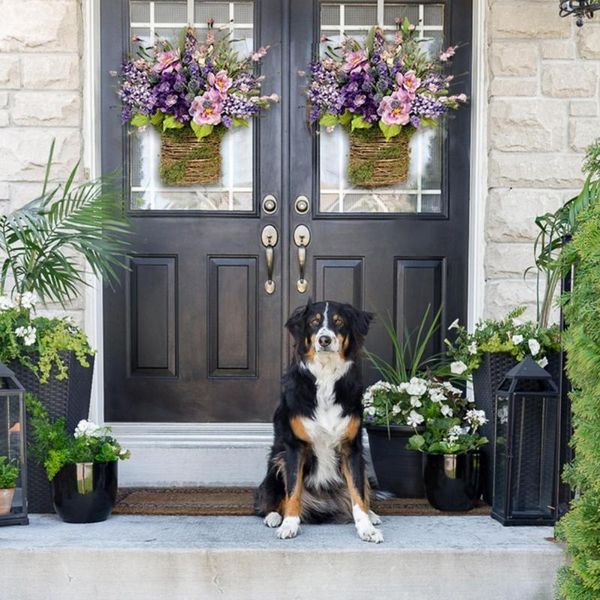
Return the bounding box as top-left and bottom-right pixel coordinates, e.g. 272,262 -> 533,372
318,335 -> 332,347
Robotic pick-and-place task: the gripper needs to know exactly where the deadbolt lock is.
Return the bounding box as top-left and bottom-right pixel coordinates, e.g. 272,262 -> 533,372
262,194 -> 278,214
294,195 -> 310,214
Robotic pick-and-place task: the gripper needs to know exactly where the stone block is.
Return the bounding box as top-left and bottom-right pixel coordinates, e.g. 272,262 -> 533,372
569,118 -> 600,152
577,23 -> 600,59
491,3 -> 572,39
570,100 -> 598,117
0,110 -> 8,127
541,63 -> 597,97
540,40 -> 575,60
21,54 -> 80,89
0,55 -> 20,88
485,242 -> 536,278
484,280 -> 538,322
490,78 -> 537,97
12,91 -> 80,126
489,99 -> 567,152
490,43 -> 538,77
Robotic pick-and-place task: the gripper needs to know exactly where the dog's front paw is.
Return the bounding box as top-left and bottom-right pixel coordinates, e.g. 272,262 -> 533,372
264,512 -> 283,528
356,521 -> 384,544
276,516 -> 300,539
368,510 -> 382,526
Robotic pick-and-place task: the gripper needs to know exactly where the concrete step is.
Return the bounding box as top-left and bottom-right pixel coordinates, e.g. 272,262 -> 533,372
1,515 -> 564,600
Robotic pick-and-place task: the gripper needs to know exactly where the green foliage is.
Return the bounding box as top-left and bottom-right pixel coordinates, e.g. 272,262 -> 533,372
0,307 -> 92,383
0,456 -> 19,489
0,141 -> 130,306
26,394 -> 131,481
190,121 -> 213,139
555,192 -> 600,599
445,306 -> 561,376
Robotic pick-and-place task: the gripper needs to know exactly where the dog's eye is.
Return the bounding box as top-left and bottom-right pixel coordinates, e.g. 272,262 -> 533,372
309,315 -> 321,328
333,315 -> 344,327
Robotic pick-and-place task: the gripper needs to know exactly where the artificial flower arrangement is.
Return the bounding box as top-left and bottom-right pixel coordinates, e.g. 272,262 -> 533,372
445,306 -> 561,377
117,22 -> 278,186
307,17 -> 467,187
363,377 -> 488,454
26,395 -> 130,481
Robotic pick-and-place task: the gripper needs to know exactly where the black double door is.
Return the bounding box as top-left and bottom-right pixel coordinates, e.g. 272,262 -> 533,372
101,0 -> 471,422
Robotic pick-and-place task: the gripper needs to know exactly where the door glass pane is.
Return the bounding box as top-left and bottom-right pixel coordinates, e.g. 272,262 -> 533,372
319,1 -> 445,214
129,1 -> 254,211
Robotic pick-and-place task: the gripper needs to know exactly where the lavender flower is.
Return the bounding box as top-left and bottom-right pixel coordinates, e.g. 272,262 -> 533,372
118,59 -> 157,123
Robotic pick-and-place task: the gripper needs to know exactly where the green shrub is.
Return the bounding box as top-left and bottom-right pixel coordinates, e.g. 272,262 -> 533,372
0,456 -> 19,489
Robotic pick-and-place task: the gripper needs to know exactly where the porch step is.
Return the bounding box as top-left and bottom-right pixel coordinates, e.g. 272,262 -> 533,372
2,515 -> 564,600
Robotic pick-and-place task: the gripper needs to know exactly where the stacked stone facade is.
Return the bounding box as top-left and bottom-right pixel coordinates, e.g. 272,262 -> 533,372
486,2 -> 600,320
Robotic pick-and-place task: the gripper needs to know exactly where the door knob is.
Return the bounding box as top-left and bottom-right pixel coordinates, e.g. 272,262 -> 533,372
293,225 -> 311,294
261,225 -> 278,294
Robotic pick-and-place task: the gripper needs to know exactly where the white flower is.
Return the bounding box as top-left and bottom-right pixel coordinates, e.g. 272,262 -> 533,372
442,381 -> 463,395
468,341 -> 478,355
74,419 -> 102,438
365,406 -> 376,416
447,425 -> 466,443
406,378 -> 427,397
15,325 -> 36,346
18,292 -> 37,310
410,396 -> 422,408
448,318 -> 460,330
0,296 -> 14,311
512,318 -> 523,327
528,338 -> 541,356
119,448 -> 129,458
392,405 -> 402,415
430,390 -> 446,404
465,409 -> 488,427
440,404 -> 453,417
406,410 -> 424,427
537,357 -> 549,368
450,361 -> 468,375
511,334 -> 523,345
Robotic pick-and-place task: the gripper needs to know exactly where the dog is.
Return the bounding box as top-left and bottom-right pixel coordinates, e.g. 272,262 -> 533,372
255,300 -> 383,543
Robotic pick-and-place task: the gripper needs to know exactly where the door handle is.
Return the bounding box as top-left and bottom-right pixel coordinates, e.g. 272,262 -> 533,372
261,225 -> 278,294
293,225 -> 311,294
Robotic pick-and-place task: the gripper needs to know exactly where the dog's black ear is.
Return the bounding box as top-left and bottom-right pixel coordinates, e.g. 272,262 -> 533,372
343,304 -> 374,339
285,302 -> 310,340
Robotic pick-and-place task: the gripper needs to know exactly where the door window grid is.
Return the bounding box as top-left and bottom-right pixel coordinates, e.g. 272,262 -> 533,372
129,1 -> 254,211
320,1 -> 445,214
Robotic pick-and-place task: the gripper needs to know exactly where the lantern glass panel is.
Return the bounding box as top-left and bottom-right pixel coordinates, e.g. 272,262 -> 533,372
493,393 -> 510,512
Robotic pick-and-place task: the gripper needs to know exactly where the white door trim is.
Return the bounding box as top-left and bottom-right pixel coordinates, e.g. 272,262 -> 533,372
83,0 -> 487,467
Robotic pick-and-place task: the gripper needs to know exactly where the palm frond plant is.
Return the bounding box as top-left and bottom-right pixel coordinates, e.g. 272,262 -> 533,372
0,141 -> 130,306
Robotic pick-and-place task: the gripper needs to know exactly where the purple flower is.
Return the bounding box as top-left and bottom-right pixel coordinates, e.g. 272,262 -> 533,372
190,89 -> 223,125
118,59 -> 157,123
342,50 -> 368,74
378,90 -> 412,126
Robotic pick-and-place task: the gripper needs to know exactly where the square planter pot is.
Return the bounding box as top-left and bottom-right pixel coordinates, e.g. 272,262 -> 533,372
10,352 -> 94,514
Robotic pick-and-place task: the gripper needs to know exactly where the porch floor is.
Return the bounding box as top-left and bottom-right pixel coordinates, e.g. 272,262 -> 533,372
2,514 -> 564,600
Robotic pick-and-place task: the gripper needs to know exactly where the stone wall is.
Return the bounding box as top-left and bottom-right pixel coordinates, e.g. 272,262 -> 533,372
0,0 -> 84,324
485,2 -> 600,321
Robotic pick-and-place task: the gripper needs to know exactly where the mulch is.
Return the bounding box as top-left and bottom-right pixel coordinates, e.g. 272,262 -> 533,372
113,487 -> 491,517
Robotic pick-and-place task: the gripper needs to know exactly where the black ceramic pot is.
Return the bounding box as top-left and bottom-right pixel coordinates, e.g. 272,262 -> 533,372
366,424 -> 425,498
52,461 -> 118,523
423,452 -> 481,511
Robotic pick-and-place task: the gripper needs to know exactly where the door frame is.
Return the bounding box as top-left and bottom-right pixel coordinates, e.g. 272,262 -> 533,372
82,0 -> 488,482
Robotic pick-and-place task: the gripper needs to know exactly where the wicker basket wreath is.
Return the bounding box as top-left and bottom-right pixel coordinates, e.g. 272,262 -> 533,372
347,126 -> 413,188
159,128 -> 224,186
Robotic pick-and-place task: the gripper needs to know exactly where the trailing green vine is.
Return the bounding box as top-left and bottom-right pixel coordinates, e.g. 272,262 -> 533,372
555,188 -> 600,598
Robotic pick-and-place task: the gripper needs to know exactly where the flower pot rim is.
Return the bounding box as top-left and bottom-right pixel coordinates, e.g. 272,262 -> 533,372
365,423 -> 424,432
424,450 -> 482,457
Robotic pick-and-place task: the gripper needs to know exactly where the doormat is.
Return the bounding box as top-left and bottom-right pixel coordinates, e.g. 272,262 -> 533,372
114,487 -> 491,517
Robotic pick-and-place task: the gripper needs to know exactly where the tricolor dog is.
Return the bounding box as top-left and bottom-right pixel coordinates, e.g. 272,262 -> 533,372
255,300 -> 383,543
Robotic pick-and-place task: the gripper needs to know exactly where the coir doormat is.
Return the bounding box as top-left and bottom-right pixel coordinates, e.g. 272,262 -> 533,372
114,487 -> 490,517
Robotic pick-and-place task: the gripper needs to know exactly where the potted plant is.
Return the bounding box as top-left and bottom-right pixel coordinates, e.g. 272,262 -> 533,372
408,405 -> 488,512
306,18 -> 467,188
0,456 -> 19,515
445,307 -> 561,502
117,23 -> 278,186
26,395 -> 130,523
0,141 -> 130,512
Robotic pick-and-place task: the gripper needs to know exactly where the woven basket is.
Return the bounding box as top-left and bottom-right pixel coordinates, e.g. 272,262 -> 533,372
347,126 -> 413,188
159,129 -> 223,186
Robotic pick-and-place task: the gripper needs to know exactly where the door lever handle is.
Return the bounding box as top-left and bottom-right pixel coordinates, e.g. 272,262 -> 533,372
293,225 -> 311,294
261,225 -> 278,294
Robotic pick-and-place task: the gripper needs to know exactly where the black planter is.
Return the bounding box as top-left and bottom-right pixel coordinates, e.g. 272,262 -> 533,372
472,351 -> 561,504
52,461 -> 118,523
366,424 -> 425,498
11,351 -> 95,513
423,452 -> 481,512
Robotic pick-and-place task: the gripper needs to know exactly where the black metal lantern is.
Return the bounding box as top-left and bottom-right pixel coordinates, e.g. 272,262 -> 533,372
560,0 -> 600,26
492,356 -> 559,526
0,362 -> 28,526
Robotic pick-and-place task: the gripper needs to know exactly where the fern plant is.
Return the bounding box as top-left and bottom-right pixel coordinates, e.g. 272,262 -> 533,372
0,141 -> 130,306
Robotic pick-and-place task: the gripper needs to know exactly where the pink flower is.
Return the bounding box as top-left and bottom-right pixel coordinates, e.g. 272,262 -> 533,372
189,89 -> 223,125
378,91 -> 412,126
251,46 -> 270,61
207,70 -> 232,96
342,49 -> 368,73
440,46 -> 457,62
396,70 -> 421,96
153,50 -> 180,73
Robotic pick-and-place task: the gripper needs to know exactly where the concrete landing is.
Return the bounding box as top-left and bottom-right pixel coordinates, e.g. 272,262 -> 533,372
1,515 -> 564,600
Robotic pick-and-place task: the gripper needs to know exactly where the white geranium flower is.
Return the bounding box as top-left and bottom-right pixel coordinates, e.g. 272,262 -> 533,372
406,378 -> 427,397
465,409 -> 488,427
468,341 -> 478,355
392,405 -> 402,415
447,425 -> 466,443
18,292 -> 37,310
448,318 -> 460,330
511,334 -> 523,345
15,325 -> 36,346
406,410 -> 424,427
442,381 -> 463,395
528,338 -> 541,356
74,419 -> 101,438
440,404 -> 453,417
365,406 -> 376,416
430,390 -> 446,404
537,357 -> 549,368
410,396 -> 422,408
450,361 -> 468,375
0,296 -> 14,311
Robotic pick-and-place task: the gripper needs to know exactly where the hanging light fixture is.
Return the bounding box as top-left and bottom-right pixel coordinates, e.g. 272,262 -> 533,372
560,0 -> 600,26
